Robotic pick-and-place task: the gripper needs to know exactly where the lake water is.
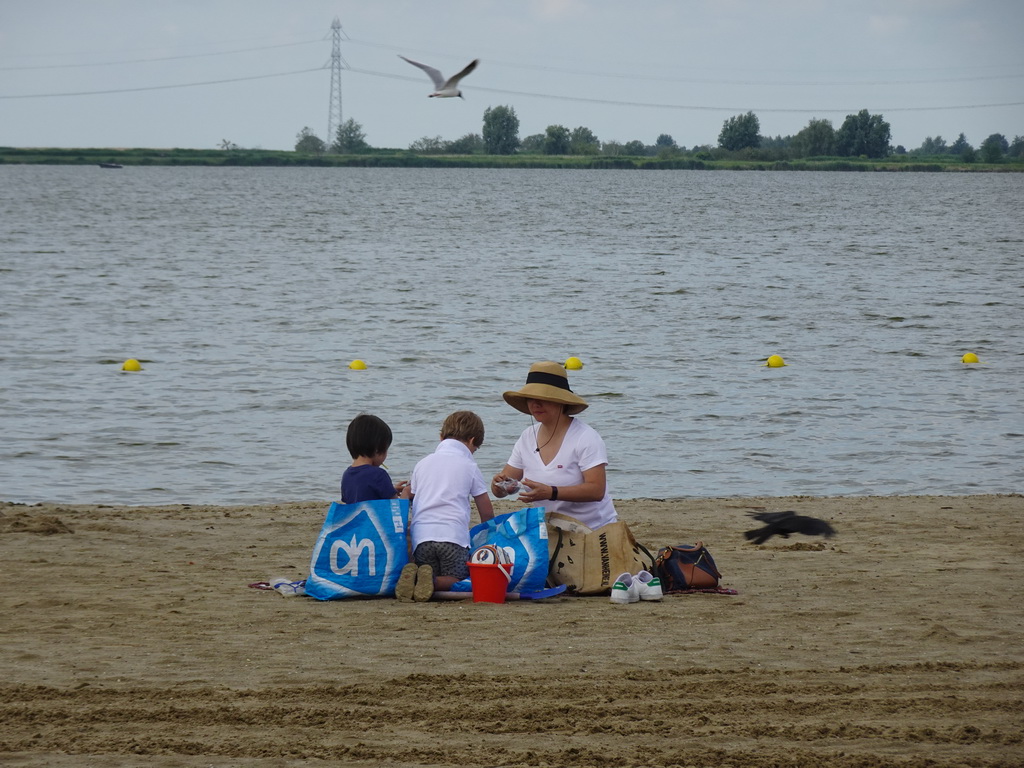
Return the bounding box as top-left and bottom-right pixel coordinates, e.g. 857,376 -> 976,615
1,166 -> 1022,505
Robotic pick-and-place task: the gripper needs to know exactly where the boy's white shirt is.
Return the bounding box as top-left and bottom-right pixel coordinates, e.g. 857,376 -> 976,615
409,438 -> 488,549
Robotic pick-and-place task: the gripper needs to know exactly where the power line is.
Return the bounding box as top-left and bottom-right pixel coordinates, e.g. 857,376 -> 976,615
3,27 -> 1019,87
4,63 -> 1020,115
0,67 -> 325,99
0,39 -> 324,71
0,31 -> 330,61
2,58 -> 1020,116
344,66 -> 1024,114
343,37 -> 1024,87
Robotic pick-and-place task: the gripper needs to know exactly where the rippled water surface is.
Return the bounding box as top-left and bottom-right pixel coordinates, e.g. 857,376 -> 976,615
1,166 -> 1022,504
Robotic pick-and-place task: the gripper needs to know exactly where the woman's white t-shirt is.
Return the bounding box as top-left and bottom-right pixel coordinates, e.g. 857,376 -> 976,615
507,418 -> 617,530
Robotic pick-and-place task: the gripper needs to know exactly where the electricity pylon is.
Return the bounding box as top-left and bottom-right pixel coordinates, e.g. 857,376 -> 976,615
326,18 -> 346,147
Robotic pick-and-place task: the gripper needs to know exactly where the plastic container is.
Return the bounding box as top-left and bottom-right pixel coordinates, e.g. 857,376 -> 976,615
467,562 -> 513,603
497,477 -> 521,495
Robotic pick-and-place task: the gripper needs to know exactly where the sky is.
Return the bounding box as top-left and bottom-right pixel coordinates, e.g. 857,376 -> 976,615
2,0 -> 1022,152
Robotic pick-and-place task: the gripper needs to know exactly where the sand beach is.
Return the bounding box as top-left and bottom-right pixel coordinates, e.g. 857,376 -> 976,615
1,494 -> 1021,767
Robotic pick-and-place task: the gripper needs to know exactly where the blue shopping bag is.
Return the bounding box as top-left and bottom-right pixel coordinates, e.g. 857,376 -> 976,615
305,499 -> 410,600
449,506 -> 549,594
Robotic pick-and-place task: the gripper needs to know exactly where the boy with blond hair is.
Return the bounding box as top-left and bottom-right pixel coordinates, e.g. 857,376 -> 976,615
397,411 -> 494,601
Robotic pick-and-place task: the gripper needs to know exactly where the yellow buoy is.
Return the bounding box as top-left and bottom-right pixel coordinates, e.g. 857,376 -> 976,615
348,359 -> 367,370
961,352 -> 980,364
564,356 -> 584,370
121,358 -> 142,372
765,354 -> 787,368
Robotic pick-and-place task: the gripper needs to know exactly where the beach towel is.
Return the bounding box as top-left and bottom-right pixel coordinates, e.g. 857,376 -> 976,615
447,506 -> 550,594
305,499 -> 410,600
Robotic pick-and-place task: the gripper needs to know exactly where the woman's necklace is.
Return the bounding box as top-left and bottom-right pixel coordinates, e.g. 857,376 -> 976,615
534,412 -> 563,453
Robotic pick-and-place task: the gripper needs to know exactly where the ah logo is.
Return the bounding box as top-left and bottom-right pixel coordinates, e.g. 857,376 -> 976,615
330,535 -> 376,577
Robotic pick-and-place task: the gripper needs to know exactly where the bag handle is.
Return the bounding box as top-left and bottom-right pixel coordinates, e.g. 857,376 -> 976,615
655,541 -> 703,564
674,540 -> 705,552
499,563 -> 513,583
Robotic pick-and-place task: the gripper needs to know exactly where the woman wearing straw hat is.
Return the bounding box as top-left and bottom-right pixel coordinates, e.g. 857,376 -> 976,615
492,361 -> 618,530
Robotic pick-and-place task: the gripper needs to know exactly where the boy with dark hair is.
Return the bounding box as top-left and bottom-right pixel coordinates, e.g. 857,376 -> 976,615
398,411 -> 494,601
341,414 -> 408,504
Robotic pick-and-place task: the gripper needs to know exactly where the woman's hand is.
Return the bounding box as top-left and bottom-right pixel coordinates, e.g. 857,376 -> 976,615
491,469 -> 523,498
517,478 -> 554,504
491,472 -> 513,498
517,465 -> 607,505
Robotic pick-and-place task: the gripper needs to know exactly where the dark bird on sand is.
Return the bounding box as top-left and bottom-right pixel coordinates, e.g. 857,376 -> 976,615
744,510 -> 836,544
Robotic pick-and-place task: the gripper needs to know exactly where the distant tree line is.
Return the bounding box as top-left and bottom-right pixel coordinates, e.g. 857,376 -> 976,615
910,132 -> 1023,163
293,107 -> 1022,164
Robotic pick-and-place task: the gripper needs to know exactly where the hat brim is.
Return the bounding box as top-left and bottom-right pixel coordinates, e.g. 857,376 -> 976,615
503,384 -> 588,416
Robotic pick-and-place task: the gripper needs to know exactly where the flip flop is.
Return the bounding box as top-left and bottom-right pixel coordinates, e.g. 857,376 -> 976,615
515,584 -> 568,600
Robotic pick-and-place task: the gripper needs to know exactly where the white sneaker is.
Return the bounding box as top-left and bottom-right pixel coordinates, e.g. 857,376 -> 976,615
610,572 -> 639,604
634,570 -> 663,601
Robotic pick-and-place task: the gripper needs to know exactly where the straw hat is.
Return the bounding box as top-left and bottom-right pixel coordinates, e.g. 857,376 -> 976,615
503,361 -> 589,415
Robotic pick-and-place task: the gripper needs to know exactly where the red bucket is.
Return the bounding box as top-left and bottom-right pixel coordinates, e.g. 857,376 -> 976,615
467,562 -> 513,603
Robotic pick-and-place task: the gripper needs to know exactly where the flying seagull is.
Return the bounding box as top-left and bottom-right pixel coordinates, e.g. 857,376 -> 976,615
399,55 -> 479,99
744,510 -> 836,545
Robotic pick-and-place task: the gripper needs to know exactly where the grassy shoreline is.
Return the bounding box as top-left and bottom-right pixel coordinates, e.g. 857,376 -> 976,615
2,145 -> 1021,171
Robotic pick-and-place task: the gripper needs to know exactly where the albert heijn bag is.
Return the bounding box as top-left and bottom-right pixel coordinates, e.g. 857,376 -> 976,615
447,506 -> 550,595
305,499 -> 410,600
546,512 -> 655,595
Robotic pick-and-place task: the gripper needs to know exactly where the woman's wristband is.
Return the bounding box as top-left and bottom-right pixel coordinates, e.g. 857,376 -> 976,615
550,486 -> 558,501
